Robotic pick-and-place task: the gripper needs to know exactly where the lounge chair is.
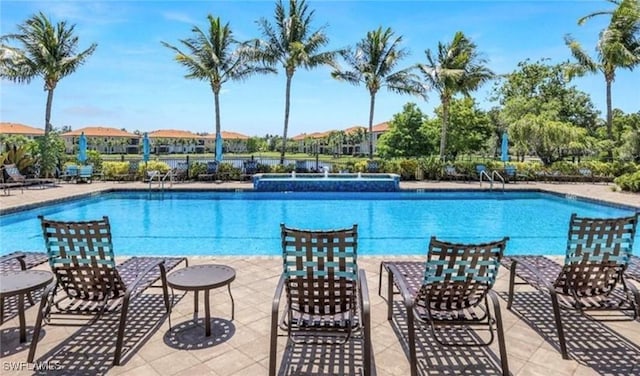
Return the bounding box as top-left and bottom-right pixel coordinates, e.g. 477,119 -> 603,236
60,164 -> 79,182
2,163 -> 46,189
380,237 -> 510,376
443,165 -> 469,182
0,165 -> 25,195
475,164 -> 487,180
269,224 -> 371,376
198,161 -> 219,181
505,213 -> 639,359
29,216 -> 188,366
76,165 -> 93,183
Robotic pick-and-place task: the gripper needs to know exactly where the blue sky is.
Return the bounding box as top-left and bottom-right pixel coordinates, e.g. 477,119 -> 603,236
1,1 -> 638,137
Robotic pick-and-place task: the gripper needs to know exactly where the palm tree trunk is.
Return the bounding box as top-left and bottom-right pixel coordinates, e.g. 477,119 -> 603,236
45,88 -> 55,135
368,93 -> 376,160
280,73 -> 293,165
439,95 -> 449,160
214,90 -> 221,136
605,77 -> 613,161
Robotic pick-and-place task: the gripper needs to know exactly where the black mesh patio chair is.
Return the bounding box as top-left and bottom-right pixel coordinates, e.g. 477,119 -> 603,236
29,216 -> 188,366
505,213 -> 639,359
198,161 -> 219,181
381,237 -> 510,376
269,224 -> 371,376
627,255 -> 640,283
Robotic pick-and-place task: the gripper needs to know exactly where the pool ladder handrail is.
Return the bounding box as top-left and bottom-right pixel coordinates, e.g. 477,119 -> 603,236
479,170 -> 505,191
148,170 -> 174,191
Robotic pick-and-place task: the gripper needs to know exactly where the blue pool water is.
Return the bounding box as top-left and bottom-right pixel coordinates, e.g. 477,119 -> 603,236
0,191 -> 637,256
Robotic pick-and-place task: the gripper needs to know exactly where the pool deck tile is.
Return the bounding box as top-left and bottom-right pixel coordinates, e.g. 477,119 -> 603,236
0,180 -> 639,375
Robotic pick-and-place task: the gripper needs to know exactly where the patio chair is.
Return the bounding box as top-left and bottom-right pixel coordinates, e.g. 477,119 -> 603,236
443,165 -> 469,182
505,213 -> 639,359
366,160 -> 378,173
76,165 -> 94,183
269,224 -> 371,376
627,255 -> 640,283
29,216 -> 188,366
294,160 -> 308,173
198,161 -> 219,181
2,164 -> 44,188
242,159 -> 258,181
60,164 -> 79,182
171,162 -> 189,182
381,237 -> 510,376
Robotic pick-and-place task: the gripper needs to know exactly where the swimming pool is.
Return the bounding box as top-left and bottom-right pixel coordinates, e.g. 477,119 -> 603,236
1,190 -> 637,256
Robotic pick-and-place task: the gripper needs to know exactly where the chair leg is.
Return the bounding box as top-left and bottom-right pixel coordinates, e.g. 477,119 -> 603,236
113,295 -> 130,366
387,269 -> 394,320
28,283 -> 54,363
549,290 -> 569,359
406,307 -> 418,376
488,291 -> 509,376
268,305 -> 279,376
378,262 -> 384,297
507,259 -> 517,310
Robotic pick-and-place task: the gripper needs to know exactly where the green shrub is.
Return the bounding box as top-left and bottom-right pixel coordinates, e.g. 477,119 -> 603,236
353,160 -> 368,173
189,162 -> 206,179
102,161 -> 129,179
614,171 -> 640,192
415,156 -> 441,180
219,162 -> 240,180
140,160 -> 170,174
86,150 -> 102,171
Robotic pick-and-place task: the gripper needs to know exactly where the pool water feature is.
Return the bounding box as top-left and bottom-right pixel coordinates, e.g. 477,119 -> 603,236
2,191 -> 637,257
253,173 -> 400,192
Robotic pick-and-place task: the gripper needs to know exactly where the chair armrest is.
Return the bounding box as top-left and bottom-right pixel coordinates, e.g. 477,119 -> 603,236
358,269 -> 370,319
0,252 -> 27,270
385,264 -> 416,309
124,258 -> 166,300
511,258 -> 556,293
272,274 -> 286,315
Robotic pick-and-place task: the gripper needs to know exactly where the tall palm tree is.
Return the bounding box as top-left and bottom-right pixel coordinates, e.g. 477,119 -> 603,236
255,0 -> 337,164
566,0 -> 639,157
163,15 -> 275,161
0,12 -> 97,135
332,27 -> 423,160
416,31 -> 493,160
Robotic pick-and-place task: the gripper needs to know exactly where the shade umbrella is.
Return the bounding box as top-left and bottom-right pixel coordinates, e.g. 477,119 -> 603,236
142,132 -> 150,163
78,132 -> 87,165
215,132 -> 223,162
500,132 -> 509,164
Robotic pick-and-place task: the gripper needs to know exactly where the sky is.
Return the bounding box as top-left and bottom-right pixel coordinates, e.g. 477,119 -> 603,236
1,0 -> 639,138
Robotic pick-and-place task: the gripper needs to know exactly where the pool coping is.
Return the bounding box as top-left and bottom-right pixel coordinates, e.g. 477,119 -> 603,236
1,184 -> 638,216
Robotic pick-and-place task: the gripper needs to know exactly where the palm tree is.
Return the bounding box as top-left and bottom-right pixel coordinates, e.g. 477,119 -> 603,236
332,27 -> 423,160
566,0 -> 639,157
254,0 -> 337,164
162,15 -> 275,160
0,12 -> 97,135
416,31 -> 493,160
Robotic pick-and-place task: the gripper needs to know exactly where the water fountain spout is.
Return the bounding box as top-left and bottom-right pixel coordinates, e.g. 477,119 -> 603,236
357,172 -> 362,179
324,170 -> 329,179
291,171 -> 296,179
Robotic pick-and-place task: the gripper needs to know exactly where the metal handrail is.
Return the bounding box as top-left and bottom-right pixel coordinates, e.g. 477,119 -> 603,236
492,171 -> 505,191
479,170 -> 493,189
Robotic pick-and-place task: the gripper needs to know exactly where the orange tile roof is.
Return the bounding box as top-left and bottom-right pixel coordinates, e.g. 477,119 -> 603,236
201,131 -> 250,140
148,129 -> 200,139
63,126 -> 138,137
371,122 -> 389,132
0,122 -> 45,135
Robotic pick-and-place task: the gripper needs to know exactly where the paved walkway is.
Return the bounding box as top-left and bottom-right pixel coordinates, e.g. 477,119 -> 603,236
0,180 -> 638,375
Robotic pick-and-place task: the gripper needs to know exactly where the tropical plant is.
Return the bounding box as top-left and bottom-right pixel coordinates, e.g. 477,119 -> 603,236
0,12 -> 97,134
332,27 -> 423,159
377,103 -> 432,158
416,31 -> 494,159
1,143 -> 35,172
565,0 -> 640,157
254,0 -> 337,164
162,15 -> 274,160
